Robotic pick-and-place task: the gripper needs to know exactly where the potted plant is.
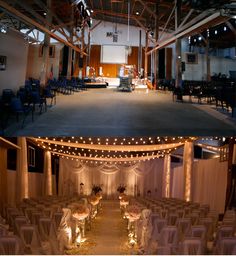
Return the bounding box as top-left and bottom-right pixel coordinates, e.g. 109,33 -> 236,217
117,184 -> 126,193
92,184 -> 102,195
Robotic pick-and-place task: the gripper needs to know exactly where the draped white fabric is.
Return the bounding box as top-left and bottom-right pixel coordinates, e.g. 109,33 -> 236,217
191,158 -> 227,214
44,151 -> 52,196
59,159 -> 164,198
171,158 -> 227,214
171,165 -> 184,199
16,137 -> 29,202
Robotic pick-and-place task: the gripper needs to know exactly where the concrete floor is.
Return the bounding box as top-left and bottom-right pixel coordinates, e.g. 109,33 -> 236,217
5,89 -> 236,136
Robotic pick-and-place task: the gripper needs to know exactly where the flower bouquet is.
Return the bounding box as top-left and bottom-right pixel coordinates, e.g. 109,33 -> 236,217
95,191 -> 102,200
91,184 -> 102,195
120,194 -> 129,207
71,204 -> 89,221
117,185 -> 126,193
88,195 -> 100,206
125,205 -> 141,221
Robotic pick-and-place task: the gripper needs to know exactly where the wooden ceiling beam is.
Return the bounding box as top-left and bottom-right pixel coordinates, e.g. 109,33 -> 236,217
32,0 -> 71,31
147,11 -> 227,55
226,21 -> 236,36
0,0 -> 86,54
135,0 -> 157,19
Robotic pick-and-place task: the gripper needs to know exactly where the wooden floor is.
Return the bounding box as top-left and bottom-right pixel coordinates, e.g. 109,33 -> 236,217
4,89 -> 236,136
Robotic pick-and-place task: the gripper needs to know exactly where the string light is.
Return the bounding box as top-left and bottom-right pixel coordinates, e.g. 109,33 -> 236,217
32,136 -> 235,163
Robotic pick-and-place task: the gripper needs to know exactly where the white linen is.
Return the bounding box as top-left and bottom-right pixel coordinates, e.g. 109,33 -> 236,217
59,158 -> 164,198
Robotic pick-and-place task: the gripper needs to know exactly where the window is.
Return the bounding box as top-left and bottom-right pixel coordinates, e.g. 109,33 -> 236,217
186,53 -> 198,64
39,45 -> 55,58
28,146 -> 35,167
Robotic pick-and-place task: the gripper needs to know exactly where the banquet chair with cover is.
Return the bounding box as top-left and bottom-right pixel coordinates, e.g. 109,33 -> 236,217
0,225 -> 9,236
189,225 -> 207,250
214,237 -> 236,255
180,237 -> 204,255
18,224 -> 44,254
152,218 -> 167,242
13,216 -> 29,235
168,213 -> 178,226
38,217 -> 59,254
199,217 -> 214,241
176,218 -> 191,241
157,226 -> 179,255
0,235 -> 23,255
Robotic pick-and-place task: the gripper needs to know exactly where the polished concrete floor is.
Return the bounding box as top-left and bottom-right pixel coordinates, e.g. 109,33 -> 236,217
5,89 -> 236,136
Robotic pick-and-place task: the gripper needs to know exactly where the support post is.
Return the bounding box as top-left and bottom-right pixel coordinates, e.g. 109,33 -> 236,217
206,38 -> 211,82
44,150 -> 53,196
40,0 -> 52,86
0,146 -> 8,213
163,154 -> 171,198
175,0 -> 182,91
16,137 -> 29,203
138,30 -> 142,75
154,0 -> 159,89
183,141 -> 194,202
144,31 -> 149,79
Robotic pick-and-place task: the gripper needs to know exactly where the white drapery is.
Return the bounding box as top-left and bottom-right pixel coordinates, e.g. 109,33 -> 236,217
162,155 -> 171,198
44,151 -> 52,196
59,158 -> 164,198
171,158 -> 227,214
16,137 -> 29,202
191,158 -> 227,214
183,142 -> 194,201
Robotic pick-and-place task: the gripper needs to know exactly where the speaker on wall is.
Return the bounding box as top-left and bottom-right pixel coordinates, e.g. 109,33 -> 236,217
181,61 -> 186,72
79,57 -> 83,68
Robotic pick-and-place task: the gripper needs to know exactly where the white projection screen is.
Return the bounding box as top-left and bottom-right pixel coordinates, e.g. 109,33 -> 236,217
101,45 -> 127,64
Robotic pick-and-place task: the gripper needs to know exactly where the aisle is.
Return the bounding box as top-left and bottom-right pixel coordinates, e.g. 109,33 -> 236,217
67,200 -> 134,255
88,200 -> 128,254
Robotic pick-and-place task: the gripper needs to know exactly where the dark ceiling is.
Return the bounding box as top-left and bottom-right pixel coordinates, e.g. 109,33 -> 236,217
0,0 -> 235,48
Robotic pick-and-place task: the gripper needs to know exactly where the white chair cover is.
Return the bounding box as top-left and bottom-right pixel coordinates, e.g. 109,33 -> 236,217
214,225 -> 234,245
180,237 -> 204,255
214,237 -> 236,255
39,217 -> 59,254
139,209 -> 152,251
176,218 -> 191,241
52,212 -> 63,230
158,226 -> 179,255
0,225 -> 8,237
0,235 -> 23,255
57,208 -> 73,254
199,217 -> 214,241
13,216 -> 29,235
18,224 -> 43,254
168,213 -> 178,226
152,218 -> 167,241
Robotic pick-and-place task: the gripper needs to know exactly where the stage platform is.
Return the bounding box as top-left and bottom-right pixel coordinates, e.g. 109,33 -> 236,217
84,82 -> 108,88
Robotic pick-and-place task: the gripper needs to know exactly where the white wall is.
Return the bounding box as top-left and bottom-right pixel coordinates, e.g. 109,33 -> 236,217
7,170 -> 56,206
182,53 -> 236,81
0,30 -> 29,92
88,20 -> 158,47
26,43 -> 63,80
171,158 -> 227,214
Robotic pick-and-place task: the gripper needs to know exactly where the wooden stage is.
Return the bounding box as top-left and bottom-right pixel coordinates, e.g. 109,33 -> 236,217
84,82 -> 108,88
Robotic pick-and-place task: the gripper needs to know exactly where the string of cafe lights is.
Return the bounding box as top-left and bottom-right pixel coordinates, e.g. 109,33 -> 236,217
29,137 -> 235,164
30,136 -> 196,164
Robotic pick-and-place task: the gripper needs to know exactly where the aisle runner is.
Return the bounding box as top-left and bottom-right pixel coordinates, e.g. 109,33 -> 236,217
66,200 -> 136,255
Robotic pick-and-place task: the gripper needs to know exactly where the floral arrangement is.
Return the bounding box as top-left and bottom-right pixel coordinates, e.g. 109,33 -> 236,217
92,184 -> 102,195
71,204 -> 89,220
120,194 -> 129,207
125,205 -> 141,221
96,192 -> 102,200
88,195 -> 100,206
117,184 -> 126,193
